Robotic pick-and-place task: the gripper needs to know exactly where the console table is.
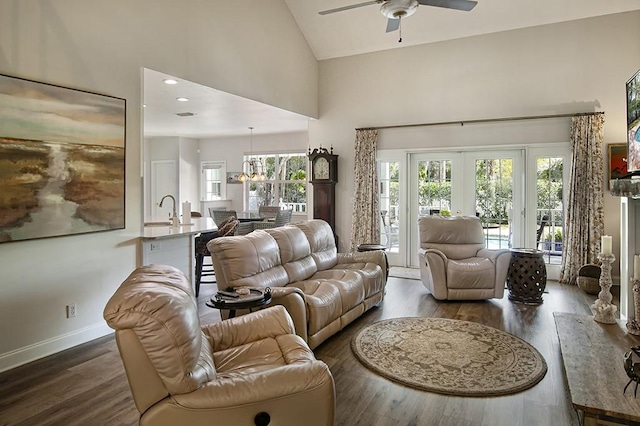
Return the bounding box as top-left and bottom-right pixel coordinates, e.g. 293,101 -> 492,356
554,312 -> 640,425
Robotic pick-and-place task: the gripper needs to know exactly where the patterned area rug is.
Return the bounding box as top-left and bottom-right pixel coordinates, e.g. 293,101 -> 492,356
352,317 -> 547,396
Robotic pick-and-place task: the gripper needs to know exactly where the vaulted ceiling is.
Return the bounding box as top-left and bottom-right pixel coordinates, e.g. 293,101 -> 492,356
285,0 -> 640,60
143,0 -> 640,139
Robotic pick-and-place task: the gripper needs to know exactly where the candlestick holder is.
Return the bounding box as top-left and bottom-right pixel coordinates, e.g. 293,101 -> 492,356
592,253 -> 618,324
627,278 -> 640,335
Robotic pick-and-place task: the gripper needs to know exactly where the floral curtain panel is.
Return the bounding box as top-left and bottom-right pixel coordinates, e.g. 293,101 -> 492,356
350,129 -> 380,251
560,113 -> 605,285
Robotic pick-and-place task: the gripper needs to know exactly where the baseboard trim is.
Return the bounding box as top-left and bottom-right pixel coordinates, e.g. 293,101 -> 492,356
0,322 -> 113,373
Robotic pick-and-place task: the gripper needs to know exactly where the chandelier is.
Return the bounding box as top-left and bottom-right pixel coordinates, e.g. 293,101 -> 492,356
238,127 -> 266,182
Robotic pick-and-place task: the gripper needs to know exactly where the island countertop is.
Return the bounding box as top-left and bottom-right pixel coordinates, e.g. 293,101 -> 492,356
142,217 -> 217,240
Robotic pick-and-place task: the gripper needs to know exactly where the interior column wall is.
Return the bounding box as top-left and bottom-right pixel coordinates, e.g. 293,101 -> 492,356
0,0 -> 317,371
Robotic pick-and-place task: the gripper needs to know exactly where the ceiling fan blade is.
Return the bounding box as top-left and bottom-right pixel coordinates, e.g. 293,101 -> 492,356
418,0 -> 477,11
319,1 -> 380,15
385,18 -> 400,33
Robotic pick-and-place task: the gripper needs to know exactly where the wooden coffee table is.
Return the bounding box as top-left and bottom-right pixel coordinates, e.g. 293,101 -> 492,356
555,312 -> 640,425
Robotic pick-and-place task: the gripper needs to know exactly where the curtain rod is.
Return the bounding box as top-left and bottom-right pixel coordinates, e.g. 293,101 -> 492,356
355,111 -> 605,131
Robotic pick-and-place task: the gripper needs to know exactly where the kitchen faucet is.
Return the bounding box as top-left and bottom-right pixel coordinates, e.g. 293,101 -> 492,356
159,194 -> 178,225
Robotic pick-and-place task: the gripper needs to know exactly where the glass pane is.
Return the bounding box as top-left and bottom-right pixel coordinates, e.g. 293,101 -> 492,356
379,161 -> 399,253
475,158 -> 513,249
536,156 -> 564,264
279,154 -> 307,180
417,160 -> 452,216
279,183 -> 306,212
203,166 -> 222,200
248,182 -> 275,210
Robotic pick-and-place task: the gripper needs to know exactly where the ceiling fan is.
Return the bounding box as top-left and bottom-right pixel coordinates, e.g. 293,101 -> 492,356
319,0 -> 477,38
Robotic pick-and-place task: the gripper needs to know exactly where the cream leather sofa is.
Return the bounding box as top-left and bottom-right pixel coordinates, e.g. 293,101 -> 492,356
418,215 -> 511,300
104,264 -> 335,426
208,219 -> 388,349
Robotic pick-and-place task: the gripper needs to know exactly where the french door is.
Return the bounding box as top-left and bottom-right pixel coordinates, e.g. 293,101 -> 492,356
408,150 -> 524,267
378,145 -> 569,280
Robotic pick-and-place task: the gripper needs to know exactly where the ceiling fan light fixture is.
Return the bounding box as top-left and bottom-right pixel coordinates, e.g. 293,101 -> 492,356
380,0 -> 418,19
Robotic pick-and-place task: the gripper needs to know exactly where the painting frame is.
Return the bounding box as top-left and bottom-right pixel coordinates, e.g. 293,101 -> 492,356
0,73 -> 126,243
227,172 -> 243,184
608,143 -> 628,186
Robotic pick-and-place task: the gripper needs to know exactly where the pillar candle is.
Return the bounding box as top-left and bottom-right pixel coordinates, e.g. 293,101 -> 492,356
634,255 -> 640,280
601,235 -> 612,255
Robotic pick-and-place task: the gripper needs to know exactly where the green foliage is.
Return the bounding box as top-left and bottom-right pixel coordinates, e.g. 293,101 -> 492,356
417,160 -> 452,210
475,159 -> 512,224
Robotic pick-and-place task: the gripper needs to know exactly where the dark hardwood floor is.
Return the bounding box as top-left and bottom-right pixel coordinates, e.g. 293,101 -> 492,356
0,275 -> 600,426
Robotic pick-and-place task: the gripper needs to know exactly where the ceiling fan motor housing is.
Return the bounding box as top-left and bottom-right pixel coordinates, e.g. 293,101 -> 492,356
380,0 -> 419,19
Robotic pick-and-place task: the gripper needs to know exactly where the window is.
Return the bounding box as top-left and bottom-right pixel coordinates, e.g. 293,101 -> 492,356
379,160 -> 399,252
245,152 -> 307,212
418,159 -> 452,216
535,156 -> 564,264
201,161 -> 225,200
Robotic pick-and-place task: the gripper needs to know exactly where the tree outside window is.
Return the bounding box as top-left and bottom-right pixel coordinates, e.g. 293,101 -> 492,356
246,152 -> 307,212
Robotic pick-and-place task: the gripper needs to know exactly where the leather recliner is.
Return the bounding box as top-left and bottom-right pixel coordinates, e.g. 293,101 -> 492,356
418,215 -> 511,300
103,264 -> 335,426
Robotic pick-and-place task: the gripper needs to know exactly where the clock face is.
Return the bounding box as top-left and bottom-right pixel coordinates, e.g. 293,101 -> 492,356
314,157 -> 330,180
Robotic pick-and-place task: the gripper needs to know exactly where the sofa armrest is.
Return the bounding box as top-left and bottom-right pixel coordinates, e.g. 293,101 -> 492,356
477,248 -> 510,263
269,286 -> 308,343
477,248 -> 511,296
418,248 -> 448,300
203,305 -> 295,351
337,250 -> 387,275
173,361 -> 333,409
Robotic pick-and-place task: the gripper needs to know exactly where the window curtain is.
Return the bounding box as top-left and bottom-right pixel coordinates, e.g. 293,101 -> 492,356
350,129 -> 380,251
560,113 -> 605,285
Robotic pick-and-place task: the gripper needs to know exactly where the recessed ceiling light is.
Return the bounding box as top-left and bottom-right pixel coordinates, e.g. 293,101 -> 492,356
163,79 -> 178,85
176,97 -> 189,102
143,104 -> 147,108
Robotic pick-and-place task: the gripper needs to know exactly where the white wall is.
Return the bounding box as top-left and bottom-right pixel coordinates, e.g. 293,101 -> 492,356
0,0 -> 317,371
178,138 -> 200,217
310,11 -> 640,274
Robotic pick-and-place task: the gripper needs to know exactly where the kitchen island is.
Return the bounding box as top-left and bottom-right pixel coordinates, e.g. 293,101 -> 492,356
141,217 -> 217,293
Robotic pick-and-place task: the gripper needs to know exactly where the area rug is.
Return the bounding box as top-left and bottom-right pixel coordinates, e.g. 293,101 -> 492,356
351,317 -> 547,396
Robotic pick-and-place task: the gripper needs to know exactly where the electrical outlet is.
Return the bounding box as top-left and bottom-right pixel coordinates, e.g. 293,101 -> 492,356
66,303 -> 77,318
150,242 -> 161,252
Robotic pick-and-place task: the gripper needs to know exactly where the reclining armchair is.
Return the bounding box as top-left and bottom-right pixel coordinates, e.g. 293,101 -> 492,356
103,264 -> 335,426
418,215 -> 511,300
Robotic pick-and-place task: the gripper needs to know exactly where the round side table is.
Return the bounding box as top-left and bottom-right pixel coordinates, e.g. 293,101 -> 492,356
506,248 -> 547,305
206,287 -> 271,319
357,243 -> 389,279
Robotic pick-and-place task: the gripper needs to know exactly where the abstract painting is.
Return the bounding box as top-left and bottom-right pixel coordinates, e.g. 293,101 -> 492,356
0,74 -> 126,243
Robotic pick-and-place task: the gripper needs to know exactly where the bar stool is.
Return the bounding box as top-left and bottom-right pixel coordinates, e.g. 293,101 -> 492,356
194,217 -> 238,297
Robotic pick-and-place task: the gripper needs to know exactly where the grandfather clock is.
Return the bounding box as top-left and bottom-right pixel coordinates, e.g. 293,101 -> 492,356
308,146 -> 338,232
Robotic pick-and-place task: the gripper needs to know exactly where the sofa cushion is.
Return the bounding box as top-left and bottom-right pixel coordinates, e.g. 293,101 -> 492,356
329,261 -> 384,299
419,216 -> 485,260
287,280 -> 342,336
208,230 -> 289,288
292,220 -> 338,271
266,226 -> 318,282
446,257 -> 496,289
103,265 -> 216,395
310,270 -> 365,314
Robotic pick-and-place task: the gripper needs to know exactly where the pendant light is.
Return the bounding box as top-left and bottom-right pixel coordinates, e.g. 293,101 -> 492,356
238,127 -> 266,182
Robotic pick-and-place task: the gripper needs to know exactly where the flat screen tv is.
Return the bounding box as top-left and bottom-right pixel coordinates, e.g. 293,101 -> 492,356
627,69 -> 640,172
